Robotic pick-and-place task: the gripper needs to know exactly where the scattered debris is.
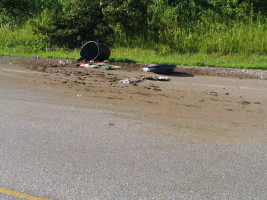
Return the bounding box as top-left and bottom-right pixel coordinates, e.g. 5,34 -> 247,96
119,76 -> 170,84
57,60 -> 72,66
76,63 -> 101,69
119,78 -> 141,84
97,62 -> 106,66
76,63 -> 87,66
104,66 -> 112,70
59,60 -> 66,65
156,76 -> 169,81
142,76 -> 170,81
111,66 -> 121,69
140,68 -> 150,72
82,64 -> 92,68
77,61 -> 121,70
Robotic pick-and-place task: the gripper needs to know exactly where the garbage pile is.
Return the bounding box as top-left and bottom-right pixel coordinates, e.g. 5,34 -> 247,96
76,41 -> 176,89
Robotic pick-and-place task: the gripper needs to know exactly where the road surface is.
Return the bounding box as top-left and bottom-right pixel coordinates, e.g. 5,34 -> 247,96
0,63 -> 266,199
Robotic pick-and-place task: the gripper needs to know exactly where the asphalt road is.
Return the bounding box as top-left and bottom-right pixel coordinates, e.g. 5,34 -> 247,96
0,64 -> 266,200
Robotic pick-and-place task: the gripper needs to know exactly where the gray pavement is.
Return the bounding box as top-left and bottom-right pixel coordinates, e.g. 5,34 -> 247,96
0,68 -> 267,199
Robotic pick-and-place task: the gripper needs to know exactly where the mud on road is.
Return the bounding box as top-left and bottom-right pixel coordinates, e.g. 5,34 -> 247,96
1,56 -> 267,145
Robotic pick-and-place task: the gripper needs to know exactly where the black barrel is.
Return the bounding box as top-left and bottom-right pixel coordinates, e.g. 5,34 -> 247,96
80,41 -> 111,61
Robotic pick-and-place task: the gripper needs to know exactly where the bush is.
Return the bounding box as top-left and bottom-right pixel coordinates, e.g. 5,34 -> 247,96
35,0 -> 111,48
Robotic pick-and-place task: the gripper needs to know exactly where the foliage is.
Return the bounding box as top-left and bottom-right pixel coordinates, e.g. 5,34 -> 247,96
0,0 -> 267,55
33,0 -> 113,48
0,0 -> 60,27
0,23 -> 49,53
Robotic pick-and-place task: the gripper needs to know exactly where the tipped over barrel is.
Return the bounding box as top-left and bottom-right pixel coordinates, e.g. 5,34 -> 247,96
80,41 -> 111,61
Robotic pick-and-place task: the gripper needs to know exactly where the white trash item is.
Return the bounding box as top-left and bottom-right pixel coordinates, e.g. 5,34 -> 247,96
119,78 -> 141,84
140,68 -> 150,72
80,64 -> 101,69
156,77 -> 169,81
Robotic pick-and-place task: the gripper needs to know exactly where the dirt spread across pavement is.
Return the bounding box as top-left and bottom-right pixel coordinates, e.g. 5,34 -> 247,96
1,56 -> 266,145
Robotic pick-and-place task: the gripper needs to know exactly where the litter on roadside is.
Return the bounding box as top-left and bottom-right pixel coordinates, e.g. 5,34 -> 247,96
104,65 -> 122,70
76,63 -> 87,66
59,60 -> 66,65
104,66 -> 112,70
142,76 -> 170,81
156,76 -> 169,81
119,78 -> 141,84
76,62 -> 121,70
110,66 -> 121,69
140,68 -> 150,72
77,63 -> 101,68
119,76 -> 170,84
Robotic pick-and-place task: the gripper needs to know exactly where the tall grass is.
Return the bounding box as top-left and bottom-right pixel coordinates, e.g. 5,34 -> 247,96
159,19 -> 267,55
0,23 -> 49,55
111,47 -> 267,69
1,19 -> 265,56
111,18 -> 267,56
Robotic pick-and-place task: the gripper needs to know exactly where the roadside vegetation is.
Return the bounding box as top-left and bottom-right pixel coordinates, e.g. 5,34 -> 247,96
0,0 -> 267,69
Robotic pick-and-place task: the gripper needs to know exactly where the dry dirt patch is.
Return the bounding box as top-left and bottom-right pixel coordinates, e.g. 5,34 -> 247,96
1,56 -> 266,144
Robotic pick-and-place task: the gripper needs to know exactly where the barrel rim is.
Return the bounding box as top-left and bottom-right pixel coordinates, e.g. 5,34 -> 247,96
80,41 -> 100,60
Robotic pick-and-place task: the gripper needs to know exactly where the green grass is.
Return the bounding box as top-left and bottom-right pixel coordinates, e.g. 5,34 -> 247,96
1,47 -> 267,69
0,48 -> 79,59
0,23 -> 79,59
111,48 -> 267,69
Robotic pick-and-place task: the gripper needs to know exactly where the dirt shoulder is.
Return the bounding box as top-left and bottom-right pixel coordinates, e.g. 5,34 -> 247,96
1,56 -> 266,145
1,56 -> 267,79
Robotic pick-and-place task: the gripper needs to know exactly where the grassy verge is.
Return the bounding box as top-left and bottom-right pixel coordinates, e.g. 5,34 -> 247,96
1,47 -> 267,69
1,19 -> 266,69
0,48 -> 79,59
111,48 -> 267,69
